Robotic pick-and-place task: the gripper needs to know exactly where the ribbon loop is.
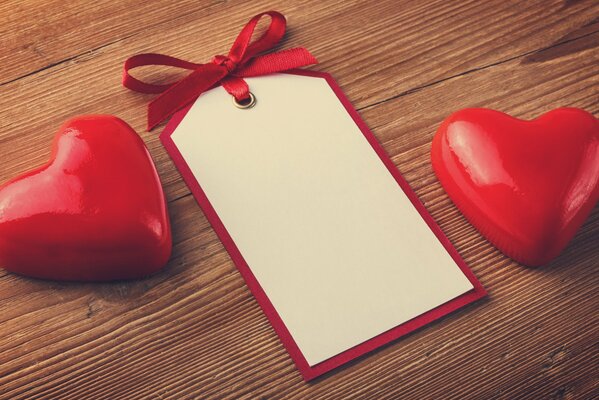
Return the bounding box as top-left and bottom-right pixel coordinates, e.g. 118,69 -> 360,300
228,11 -> 287,64
123,11 -> 317,131
123,53 -> 202,94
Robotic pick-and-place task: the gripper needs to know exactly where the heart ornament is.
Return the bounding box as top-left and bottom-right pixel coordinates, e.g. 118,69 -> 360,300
0,115 -> 172,280
431,108 -> 598,266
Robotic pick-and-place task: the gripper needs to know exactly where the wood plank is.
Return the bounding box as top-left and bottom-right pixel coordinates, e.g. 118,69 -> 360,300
0,15 -> 597,397
0,1 -> 599,399
0,0 -> 217,84
2,0 -> 597,91
0,0 -> 597,203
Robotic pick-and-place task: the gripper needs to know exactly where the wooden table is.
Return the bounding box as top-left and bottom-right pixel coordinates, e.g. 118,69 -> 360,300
1,1 -> 597,398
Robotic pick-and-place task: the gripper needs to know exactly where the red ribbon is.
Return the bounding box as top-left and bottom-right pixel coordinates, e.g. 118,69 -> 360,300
122,11 -> 318,131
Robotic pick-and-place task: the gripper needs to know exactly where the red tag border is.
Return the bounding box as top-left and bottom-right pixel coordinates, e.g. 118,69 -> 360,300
159,69 -> 487,381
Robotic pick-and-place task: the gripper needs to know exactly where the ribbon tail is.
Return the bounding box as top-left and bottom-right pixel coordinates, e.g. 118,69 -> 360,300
147,64 -> 229,130
236,48 -> 318,77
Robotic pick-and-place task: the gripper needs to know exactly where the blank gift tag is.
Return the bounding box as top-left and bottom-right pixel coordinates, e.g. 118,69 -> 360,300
161,70 -> 486,380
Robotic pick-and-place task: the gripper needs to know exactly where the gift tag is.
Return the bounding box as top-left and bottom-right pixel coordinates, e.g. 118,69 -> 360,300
161,70 -> 486,380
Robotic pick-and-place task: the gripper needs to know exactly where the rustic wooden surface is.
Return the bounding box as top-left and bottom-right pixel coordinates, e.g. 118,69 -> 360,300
0,0 -> 598,398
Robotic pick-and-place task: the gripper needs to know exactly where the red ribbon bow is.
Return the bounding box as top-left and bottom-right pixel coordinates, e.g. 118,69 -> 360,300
122,11 -> 318,131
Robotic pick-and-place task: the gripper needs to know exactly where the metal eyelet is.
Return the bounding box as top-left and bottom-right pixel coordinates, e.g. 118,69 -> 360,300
232,92 -> 256,109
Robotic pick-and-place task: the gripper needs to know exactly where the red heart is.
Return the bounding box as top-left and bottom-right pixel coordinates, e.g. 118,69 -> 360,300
0,115 -> 172,281
431,108 -> 599,266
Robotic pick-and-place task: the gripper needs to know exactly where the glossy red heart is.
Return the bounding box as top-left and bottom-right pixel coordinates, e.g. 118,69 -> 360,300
431,108 -> 598,266
0,115 -> 172,281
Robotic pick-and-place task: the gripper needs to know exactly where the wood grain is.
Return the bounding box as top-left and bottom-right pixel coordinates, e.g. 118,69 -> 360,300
0,0 -> 598,399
